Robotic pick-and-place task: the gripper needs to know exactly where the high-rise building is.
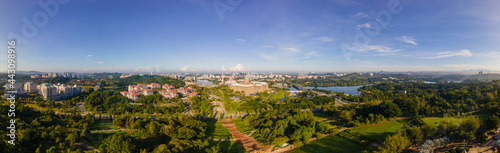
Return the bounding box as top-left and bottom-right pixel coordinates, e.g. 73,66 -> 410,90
4,81 -> 26,97
24,82 -> 38,93
37,83 -> 81,100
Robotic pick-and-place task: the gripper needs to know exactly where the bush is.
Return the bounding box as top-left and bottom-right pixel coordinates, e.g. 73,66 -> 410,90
329,128 -> 339,135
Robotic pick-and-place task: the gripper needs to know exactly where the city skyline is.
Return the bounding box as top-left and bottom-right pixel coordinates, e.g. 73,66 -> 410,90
1,0 -> 500,73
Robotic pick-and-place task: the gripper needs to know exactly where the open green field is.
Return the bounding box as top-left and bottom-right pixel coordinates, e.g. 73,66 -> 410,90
25,103 -> 63,112
312,111 -> 331,120
422,116 -> 481,126
422,110 -> 488,126
353,119 -> 407,142
90,119 -> 120,130
271,91 -> 289,101
205,120 -> 232,140
291,135 -> 369,153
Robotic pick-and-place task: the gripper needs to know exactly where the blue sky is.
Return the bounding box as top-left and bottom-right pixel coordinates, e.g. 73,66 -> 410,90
1,0 -> 499,73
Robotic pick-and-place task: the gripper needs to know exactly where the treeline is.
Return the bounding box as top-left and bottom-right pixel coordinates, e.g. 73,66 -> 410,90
84,90 -> 133,114
339,81 -> 500,116
0,103 -> 96,153
291,78 -> 370,87
374,114 -> 500,153
101,115 -> 243,153
114,75 -> 185,88
240,110 -> 330,147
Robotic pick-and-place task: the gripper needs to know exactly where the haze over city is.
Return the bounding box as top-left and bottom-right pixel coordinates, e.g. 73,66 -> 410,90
1,0 -> 500,73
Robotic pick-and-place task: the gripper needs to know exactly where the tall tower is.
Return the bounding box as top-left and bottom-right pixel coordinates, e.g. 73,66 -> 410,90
221,73 -> 225,85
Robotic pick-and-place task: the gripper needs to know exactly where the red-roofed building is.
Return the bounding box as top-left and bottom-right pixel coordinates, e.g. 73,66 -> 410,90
159,89 -> 177,99
143,89 -> 154,96
148,83 -> 161,89
187,92 -> 198,97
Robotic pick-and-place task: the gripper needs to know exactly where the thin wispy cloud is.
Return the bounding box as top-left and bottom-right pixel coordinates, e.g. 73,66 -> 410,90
396,36 -> 418,45
304,51 -> 320,58
283,47 -> 300,53
97,61 -> 104,64
235,39 -> 246,44
262,46 -> 274,48
315,36 -> 333,42
351,12 -> 370,18
356,23 -> 372,29
85,55 -> 93,58
351,45 -> 402,53
422,49 -> 472,59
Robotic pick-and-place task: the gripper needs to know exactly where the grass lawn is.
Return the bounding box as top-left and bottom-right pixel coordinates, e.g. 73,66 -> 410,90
422,116 -> 478,127
80,86 -> 95,90
205,120 -> 233,140
25,103 -> 63,112
312,111 -> 331,120
203,140 -> 244,153
422,111 -> 488,127
191,140 -> 244,153
291,135 -> 370,153
271,91 -> 289,101
353,119 -> 406,142
90,119 -> 120,130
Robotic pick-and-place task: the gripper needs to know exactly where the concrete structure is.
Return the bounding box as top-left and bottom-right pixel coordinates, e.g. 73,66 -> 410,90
36,83 -> 81,100
4,81 -> 26,97
159,90 -> 177,99
24,82 -> 38,93
229,77 -> 268,94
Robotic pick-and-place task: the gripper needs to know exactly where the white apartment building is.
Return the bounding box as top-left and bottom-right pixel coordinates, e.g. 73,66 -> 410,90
37,83 -> 81,100
24,82 -> 38,93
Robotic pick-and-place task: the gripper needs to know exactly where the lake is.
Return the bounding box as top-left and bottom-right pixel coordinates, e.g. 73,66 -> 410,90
283,87 -> 299,91
307,85 -> 365,96
197,80 -> 215,85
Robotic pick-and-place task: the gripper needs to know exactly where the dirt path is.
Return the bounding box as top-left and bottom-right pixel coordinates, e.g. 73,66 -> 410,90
219,119 -> 269,153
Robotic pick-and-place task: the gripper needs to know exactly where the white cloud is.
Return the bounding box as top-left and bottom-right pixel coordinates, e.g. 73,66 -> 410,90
315,36 -> 333,42
181,66 -> 188,71
97,61 -> 105,64
304,51 -> 319,58
235,39 -> 246,44
351,45 -> 402,53
229,64 -> 244,71
262,46 -> 274,48
423,49 -> 472,59
352,12 -> 370,18
283,47 -> 300,52
356,23 -> 372,29
85,55 -> 93,58
221,66 -> 226,71
396,36 -> 418,45
475,51 -> 500,58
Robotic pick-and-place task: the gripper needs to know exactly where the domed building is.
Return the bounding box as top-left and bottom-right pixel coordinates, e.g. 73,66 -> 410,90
229,77 -> 268,94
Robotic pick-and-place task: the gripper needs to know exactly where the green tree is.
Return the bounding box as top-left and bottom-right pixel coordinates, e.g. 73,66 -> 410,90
99,134 -> 137,153
152,144 -> 170,153
377,132 -> 411,153
379,101 -> 402,118
461,117 -> 480,133
46,146 -> 58,153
